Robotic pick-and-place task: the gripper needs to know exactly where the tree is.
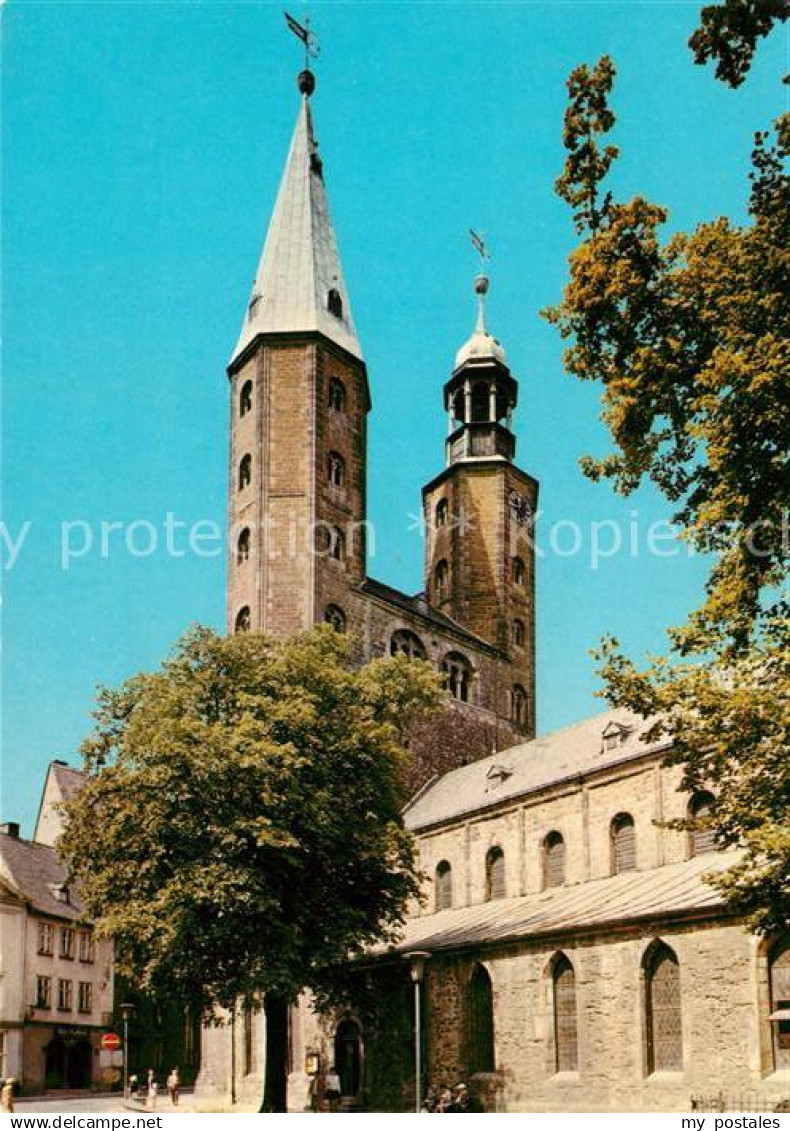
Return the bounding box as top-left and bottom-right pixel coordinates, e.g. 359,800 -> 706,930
60,625 -> 441,1110
689,0 -> 789,87
545,56 -> 790,930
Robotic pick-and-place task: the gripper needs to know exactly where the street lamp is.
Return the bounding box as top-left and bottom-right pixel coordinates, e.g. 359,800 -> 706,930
405,951 -> 431,1114
120,1003 -> 135,1099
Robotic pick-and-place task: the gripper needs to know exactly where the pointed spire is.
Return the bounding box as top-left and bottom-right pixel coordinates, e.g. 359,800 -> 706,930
231,79 -> 362,367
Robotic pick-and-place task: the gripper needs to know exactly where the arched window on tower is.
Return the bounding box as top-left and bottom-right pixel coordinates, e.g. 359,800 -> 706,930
467,965 -> 495,1073
513,619 -> 526,648
543,831 -> 566,889
470,382 -> 490,423
239,380 -> 253,417
552,954 -> 579,1072
443,652 -> 471,702
331,527 -> 345,562
434,559 -> 449,600
324,604 -> 346,633
512,684 -> 528,727
643,941 -> 683,1073
328,377 -> 347,412
451,389 -> 465,427
238,454 -> 252,491
390,630 -> 427,660
237,527 -> 251,565
435,498 -> 449,528
512,556 -> 526,586
485,846 -> 506,901
235,606 -> 251,634
435,861 -> 453,912
327,289 -> 343,319
328,451 -> 346,488
611,813 -> 637,874
688,791 -> 717,857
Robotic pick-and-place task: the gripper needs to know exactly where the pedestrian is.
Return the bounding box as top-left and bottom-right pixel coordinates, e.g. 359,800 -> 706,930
128,1074 -> 138,1099
166,1067 -> 180,1106
147,1068 -> 155,1094
147,1080 -> 158,1110
1,1078 -> 15,1114
324,1066 -> 342,1113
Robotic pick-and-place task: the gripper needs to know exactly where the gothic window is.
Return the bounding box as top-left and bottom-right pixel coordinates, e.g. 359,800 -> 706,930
239,380 -> 253,417
235,606 -> 251,634
471,382 -> 490,423
435,498 -> 449,528
485,846 -> 506,901
611,813 -> 637,874
328,377 -> 347,412
512,556 -> 526,586
688,791 -> 717,857
435,861 -> 453,912
443,652 -> 471,702
434,559 -> 449,599
324,605 -> 347,633
327,289 -> 343,319
328,451 -> 346,488
543,831 -> 566,889
238,454 -> 252,491
467,964 -> 495,1073
513,618 -> 526,648
237,528 -> 251,565
512,684 -> 528,726
769,936 -> 790,1070
644,941 -> 683,1073
552,954 -> 579,1072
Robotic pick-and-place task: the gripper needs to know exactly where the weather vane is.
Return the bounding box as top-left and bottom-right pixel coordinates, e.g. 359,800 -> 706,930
469,229 -> 490,263
285,10 -> 320,72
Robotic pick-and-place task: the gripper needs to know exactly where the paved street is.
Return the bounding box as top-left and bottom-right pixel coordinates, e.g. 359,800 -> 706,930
15,1093 -> 130,1113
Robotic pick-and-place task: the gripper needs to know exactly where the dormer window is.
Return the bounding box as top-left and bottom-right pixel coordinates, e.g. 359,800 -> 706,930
51,883 -> 70,903
327,288 -> 343,319
486,764 -> 512,789
602,721 -> 633,752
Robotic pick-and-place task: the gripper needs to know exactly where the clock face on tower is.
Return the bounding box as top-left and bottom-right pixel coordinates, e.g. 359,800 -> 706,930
509,490 -> 533,526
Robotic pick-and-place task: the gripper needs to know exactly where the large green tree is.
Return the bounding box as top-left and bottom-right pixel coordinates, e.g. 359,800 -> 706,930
545,53 -> 789,931
60,625 -> 440,1110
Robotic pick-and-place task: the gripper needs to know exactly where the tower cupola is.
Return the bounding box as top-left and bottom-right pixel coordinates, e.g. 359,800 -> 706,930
444,271 -> 518,466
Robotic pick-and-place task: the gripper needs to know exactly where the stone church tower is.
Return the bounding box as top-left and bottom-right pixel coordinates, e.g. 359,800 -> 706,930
225,67 -> 538,778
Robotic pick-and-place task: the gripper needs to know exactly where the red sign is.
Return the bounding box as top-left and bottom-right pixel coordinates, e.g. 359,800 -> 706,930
101,1032 -> 121,1052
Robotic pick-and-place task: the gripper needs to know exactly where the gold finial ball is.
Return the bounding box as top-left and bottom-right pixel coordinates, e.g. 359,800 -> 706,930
298,69 -> 316,96
474,273 -> 490,296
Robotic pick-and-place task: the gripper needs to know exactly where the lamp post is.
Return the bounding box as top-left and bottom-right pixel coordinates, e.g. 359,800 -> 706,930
120,1003 -> 135,1099
405,951 -> 431,1114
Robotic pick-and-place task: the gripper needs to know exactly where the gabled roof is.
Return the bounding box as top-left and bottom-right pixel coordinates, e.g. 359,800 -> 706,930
404,709 -> 666,831
0,832 -> 83,921
376,854 -> 735,958
231,92 -> 362,367
33,759 -> 86,847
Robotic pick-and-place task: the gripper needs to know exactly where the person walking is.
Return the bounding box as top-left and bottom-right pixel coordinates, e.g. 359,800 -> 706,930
166,1067 -> 180,1106
1,1078 -> 15,1113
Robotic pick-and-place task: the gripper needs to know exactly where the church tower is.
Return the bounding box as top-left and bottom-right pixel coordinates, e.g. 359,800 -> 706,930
422,272 -> 538,736
226,69 -> 370,639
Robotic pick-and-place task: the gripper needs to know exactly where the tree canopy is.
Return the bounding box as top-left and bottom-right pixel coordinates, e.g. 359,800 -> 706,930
60,625 -> 441,1106
689,0 -> 789,87
546,52 -> 789,931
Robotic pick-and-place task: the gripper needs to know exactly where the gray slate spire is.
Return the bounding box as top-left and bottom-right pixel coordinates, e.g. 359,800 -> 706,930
231,91 -> 362,366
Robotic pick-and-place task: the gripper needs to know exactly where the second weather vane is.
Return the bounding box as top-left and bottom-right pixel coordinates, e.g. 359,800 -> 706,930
285,10 -> 320,70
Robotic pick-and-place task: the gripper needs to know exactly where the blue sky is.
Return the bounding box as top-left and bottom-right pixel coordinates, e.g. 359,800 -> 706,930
3,1 -> 785,833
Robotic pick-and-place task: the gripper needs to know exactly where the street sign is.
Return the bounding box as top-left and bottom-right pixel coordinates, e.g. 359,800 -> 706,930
101,1032 -> 121,1052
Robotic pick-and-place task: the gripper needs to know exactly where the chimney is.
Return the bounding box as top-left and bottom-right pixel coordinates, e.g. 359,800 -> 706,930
1,821 -> 20,838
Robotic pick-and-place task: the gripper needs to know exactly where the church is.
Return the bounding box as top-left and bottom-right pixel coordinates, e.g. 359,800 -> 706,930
197,61 -> 790,1112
